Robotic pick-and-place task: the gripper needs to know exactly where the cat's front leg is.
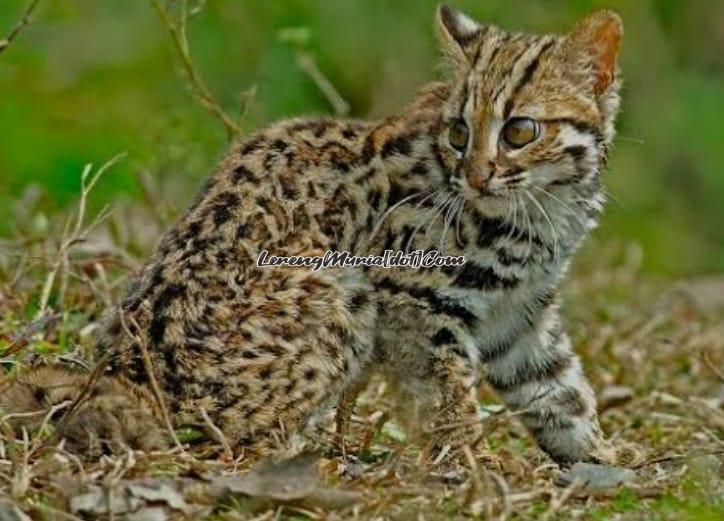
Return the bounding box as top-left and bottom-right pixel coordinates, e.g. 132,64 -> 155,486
485,308 -> 609,465
380,331 -> 483,455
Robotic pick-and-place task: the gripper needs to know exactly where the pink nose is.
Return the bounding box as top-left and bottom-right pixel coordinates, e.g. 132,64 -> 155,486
466,161 -> 495,190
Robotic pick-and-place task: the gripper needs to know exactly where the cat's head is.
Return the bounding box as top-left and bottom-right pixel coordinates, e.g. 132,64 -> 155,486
434,5 -> 622,205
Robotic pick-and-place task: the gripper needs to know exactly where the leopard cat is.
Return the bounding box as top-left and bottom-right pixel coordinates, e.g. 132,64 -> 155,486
1,5 -> 628,465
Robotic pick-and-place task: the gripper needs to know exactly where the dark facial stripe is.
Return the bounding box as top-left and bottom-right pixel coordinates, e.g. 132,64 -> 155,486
376,277 -> 477,327
503,39 -> 556,118
564,145 -> 590,179
490,36 -> 530,105
540,118 -> 604,144
481,42 -> 504,73
498,166 -> 524,179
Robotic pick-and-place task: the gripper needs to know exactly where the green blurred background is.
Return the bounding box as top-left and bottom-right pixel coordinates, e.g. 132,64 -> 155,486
0,0 -> 722,275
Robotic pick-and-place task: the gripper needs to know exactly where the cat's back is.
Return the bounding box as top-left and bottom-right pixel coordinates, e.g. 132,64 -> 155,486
100,116 -> 380,395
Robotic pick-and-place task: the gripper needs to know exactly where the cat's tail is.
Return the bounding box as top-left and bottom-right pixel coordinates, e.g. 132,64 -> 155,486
0,365 -> 168,456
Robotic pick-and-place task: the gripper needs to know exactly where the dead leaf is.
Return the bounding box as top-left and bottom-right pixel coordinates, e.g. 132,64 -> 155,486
69,478 -> 196,518
212,452 -> 320,501
211,452 -> 359,509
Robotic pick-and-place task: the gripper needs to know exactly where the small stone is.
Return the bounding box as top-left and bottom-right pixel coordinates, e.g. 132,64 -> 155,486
555,463 -> 636,491
127,507 -> 169,521
688,454 -> 721,477
0,501 -> 32,521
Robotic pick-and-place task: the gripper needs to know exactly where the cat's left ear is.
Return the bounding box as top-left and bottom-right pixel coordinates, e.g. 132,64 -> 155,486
565,10 -> 623,95
436,4 -> 485,67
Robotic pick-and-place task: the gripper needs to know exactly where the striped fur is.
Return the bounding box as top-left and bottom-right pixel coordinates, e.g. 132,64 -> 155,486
367,6 -> 623,463
1,7 -> 623,465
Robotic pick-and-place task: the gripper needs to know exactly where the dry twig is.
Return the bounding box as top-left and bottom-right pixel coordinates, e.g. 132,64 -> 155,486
37,154 -> 125,318
296,52 -> 350,116
148,0 -> 241,139
0,0 -> 41,56
118,311 -> 185,453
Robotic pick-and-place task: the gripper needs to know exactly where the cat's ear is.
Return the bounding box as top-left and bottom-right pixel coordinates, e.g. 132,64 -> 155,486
436,4 -> 484,67
565,10 -> 623,95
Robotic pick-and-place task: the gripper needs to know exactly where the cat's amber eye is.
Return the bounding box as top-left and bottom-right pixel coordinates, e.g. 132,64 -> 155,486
448,119 -> 469,152
502,117 -> 540,148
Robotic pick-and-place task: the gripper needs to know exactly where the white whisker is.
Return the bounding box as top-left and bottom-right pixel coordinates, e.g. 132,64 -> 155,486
525,190 -> 560,262
454,197 -> 466,248
439,195 -> 462,254
421,192 -> 456,251
367,190 -> 429,248
603,188 -> 625,209
405,190 -> 449,253
534,187 -> 588,232
504,188 -> 518,243
519,193 -> 533,259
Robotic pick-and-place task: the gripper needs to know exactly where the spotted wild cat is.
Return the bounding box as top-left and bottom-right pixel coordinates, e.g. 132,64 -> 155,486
1,5 -> 627,465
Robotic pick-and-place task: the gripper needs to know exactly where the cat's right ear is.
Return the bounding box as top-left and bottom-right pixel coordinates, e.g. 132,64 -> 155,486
564,10 -> 623,96
436,4 -> 484,68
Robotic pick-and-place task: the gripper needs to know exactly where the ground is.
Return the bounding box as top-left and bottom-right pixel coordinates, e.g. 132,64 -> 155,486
0,170 -> 722,520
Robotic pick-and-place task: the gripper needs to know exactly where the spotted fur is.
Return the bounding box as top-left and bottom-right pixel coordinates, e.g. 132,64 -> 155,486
1,6 -> 624,465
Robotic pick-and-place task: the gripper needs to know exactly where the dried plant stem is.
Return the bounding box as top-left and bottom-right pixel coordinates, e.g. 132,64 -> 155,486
118,310 -> 185,453
296,51 -> 350,116
37,154 -> 125,318
200,407 -> 233,461
51,349 -> 114,446
148,0 -> 241,139
0,0 -> 40,56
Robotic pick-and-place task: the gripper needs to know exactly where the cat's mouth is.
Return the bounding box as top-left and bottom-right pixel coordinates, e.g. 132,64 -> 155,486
449,176 -> 509,201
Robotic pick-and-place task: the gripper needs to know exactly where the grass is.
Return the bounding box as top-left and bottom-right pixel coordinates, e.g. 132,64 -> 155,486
0,162 -> 721,520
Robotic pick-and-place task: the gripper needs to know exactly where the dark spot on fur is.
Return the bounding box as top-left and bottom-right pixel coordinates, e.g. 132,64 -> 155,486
232,165 -> 256,183
349,292 -> 369,312
381,133 -> 416,158
432,328 -> 456,346
410,161 -> 428,176
240,135 -> 265,155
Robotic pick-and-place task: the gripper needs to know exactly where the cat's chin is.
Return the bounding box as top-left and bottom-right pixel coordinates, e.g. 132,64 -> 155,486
468,192 -> 515,218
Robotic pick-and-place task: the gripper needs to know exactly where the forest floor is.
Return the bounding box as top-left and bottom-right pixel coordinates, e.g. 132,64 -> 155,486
0,176 -> 722,520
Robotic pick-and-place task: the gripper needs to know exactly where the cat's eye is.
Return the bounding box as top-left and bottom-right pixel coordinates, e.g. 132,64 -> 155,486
502,117 -> 540,148
448,119 -> 469,152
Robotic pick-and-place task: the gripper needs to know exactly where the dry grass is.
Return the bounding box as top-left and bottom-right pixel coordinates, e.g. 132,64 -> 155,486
1,2 -> 721,518
0,165 -> 722,520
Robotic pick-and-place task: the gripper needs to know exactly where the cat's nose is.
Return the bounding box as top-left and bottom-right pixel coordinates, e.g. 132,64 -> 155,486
465,161 -> 495,190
